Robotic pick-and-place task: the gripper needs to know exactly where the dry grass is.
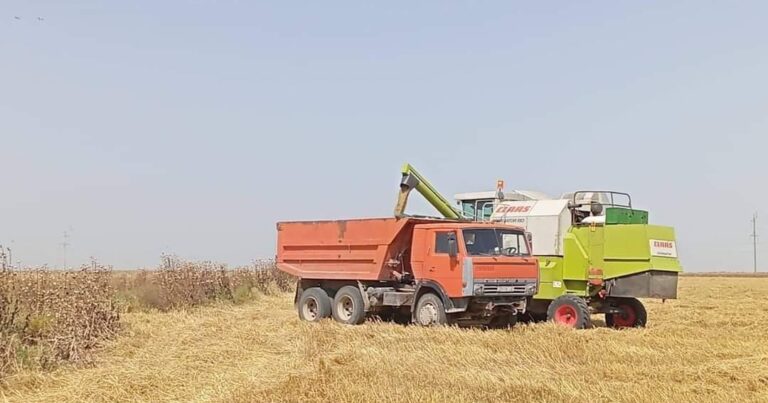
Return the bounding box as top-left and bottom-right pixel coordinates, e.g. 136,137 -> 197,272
681,272 -> 768,278
1,277 -> 766,403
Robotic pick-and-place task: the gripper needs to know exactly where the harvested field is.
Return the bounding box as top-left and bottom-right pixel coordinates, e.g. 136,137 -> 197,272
1,276 -> 767,403
681,272 -> 768,278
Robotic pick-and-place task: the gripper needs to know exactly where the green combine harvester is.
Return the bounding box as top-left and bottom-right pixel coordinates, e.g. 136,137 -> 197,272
397,163 -> 682,329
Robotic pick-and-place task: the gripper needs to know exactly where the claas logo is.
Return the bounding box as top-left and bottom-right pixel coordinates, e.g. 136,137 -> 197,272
653,241 -> 674,248
495,205 -> 532,214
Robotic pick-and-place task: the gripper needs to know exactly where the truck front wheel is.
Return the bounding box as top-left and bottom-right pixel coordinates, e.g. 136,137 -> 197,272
298,287 -> 332,322
414,293 -> 448,326
547,295 -> 591,329
605,297 -> 647,329
332,286 -> 366,325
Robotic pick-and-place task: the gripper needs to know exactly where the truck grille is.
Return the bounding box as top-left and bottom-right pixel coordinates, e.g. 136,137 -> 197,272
473,280 -> 537,296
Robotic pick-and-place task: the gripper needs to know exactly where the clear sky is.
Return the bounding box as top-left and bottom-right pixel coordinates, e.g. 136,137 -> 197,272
1,1 -> 766,270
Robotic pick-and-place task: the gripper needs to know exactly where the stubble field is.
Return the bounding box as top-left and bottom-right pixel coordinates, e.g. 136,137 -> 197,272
2,276 -> 767,403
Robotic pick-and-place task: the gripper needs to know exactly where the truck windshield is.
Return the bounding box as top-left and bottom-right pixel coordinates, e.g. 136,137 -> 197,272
462,229 -> 530,256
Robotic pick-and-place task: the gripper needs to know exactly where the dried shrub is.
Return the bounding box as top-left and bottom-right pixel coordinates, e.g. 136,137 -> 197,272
0,256 -> 294,377
116,257 -> 294,312
0,264 -> 120,377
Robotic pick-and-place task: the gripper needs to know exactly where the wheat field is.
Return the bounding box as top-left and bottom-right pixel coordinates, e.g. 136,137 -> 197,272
2,276 -> 767,403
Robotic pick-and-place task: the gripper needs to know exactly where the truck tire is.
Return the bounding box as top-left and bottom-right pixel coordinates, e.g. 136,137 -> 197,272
547,295 -> 591,329
605,297 -> 647,329
414,293 -> 448,326
332,286 -> 366,325
298,287 -> 332,322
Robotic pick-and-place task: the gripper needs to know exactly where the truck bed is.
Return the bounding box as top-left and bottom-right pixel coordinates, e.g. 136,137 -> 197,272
276,217 -> 439,280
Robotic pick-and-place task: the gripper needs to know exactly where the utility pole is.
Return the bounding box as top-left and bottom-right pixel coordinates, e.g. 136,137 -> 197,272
751,213 -> 758,273
60,231 -> 70,269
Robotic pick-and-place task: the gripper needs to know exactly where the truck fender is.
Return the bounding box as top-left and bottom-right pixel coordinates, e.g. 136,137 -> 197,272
413,281 -> 459,315
357,280 -> 371,311
293,279 -> 303,308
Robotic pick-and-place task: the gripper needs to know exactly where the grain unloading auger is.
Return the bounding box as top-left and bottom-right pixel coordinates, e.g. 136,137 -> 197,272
394,163 -> 463,220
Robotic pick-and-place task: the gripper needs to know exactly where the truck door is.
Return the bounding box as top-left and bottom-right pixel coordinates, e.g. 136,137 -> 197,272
422,230 -> 463,297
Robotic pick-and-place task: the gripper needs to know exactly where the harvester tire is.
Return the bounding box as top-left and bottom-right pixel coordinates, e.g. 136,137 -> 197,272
414,293 -> 448,326
332,286 -> 366,325
547,295 -> 591,329
605,297 -> 647,329
298,287 -> 332,322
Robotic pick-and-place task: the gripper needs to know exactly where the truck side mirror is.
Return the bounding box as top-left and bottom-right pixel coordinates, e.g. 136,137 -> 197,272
447,233 -> 458,258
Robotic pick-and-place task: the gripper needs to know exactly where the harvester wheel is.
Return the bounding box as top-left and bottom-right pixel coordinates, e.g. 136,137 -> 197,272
547,295 -> 591,329
298,287 -> 332,322
332,286 -> 366,325
605,297 -> 647,329
414,293 -> 447,326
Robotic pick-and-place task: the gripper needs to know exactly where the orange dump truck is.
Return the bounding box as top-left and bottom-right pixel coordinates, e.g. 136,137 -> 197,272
276,217 -> 539,327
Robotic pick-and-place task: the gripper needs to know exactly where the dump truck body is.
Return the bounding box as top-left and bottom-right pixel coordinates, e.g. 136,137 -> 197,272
277,217 -> 539,326
276,218 -> 417,281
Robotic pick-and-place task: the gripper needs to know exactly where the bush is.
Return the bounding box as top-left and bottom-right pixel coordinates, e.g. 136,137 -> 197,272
0,265 -> 121,376
113,257 -> 294,312
0,257 -> 294,378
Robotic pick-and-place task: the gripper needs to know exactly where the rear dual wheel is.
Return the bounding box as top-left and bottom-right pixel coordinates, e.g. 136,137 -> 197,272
332,286 -> 366,325
298,287 -> 332,322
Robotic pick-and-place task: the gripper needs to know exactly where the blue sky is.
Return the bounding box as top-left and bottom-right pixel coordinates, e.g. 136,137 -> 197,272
1,1 -> 766,270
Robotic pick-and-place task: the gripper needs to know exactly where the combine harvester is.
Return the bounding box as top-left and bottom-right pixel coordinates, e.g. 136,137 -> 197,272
454,183 -> 682,329
275,164 -> 539,327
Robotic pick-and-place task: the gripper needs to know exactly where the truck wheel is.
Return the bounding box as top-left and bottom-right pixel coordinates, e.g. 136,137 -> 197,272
547,295 -> 591,329
605,297 -> 647,329
332,286 -> 366,325
414,293 -> 447,326
298,287 -> 331,322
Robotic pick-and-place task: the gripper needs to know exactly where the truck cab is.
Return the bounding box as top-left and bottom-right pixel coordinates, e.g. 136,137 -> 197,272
411,222 -> 538,301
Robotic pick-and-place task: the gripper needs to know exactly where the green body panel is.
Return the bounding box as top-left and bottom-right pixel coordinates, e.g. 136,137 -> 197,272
605,207 -> 649,224
533,223 -> 681,301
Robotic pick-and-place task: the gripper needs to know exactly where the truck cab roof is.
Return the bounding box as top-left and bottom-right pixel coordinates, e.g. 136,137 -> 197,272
415,221 -> 526,232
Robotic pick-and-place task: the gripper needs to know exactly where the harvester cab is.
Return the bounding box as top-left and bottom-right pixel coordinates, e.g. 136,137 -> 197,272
456,187 -> 682,329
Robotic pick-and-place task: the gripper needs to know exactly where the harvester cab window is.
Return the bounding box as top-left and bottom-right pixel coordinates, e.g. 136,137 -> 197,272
479,201 -> 494,221
460,200 -> 495,221
434,232 -> 456,254
461,202 -> 476,220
